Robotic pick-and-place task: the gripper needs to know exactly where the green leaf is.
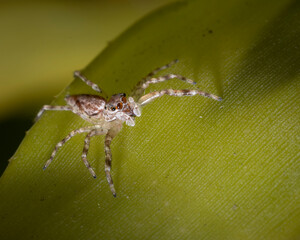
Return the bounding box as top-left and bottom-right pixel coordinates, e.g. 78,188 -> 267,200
0,0 -> 299,239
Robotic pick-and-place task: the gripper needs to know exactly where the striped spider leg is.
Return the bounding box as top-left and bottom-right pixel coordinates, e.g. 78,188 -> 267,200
36,59 -> 221,197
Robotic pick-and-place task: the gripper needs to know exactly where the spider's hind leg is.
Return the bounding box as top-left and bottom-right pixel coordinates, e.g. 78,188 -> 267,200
35,105 -> 72,121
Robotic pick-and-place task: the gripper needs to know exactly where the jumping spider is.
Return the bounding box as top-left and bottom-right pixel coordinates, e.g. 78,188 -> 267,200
36,59 -> 222,197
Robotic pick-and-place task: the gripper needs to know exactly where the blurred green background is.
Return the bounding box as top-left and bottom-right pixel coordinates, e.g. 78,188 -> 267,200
0,0 -> 173,175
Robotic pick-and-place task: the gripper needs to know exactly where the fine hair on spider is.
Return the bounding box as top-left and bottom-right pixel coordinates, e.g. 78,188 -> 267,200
36,59 -> 222,197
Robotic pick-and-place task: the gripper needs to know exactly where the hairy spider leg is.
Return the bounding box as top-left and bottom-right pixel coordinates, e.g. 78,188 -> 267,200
82,128 -> 107,178
138,89 -> 222,106
139,74 -> 197,92
104,125 -> 122,197
133,59 -> 180,97
104,133 -> 115,197
74,70 -> 102,93
35,105 -> 72,121
43,126 -> 104,170
145,59 -> 179,78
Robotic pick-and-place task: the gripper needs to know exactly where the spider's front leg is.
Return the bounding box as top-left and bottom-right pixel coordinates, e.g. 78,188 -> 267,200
104,124 -> 122,197
138,89 -> 222,106
132,59 -> 199,98
104,133 -> 115,197
82,128 -> 107,178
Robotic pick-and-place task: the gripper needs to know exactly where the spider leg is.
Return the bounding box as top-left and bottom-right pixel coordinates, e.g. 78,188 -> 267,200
137,74 -> 197,94
104,132 -> 116,197
82,129 -> 106,178
35,105 -> 72,121
104,125 -> 122,197
145,59 -> 179,78
132,59 -> 179,97
74,71 -> 102,93
138,89 -> 222,106
43,126 -> 103,170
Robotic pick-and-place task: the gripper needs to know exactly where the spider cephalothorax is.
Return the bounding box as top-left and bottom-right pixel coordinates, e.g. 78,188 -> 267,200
104,93 -> 140,126
106,93 -> 127,111
36,59 -> 221,197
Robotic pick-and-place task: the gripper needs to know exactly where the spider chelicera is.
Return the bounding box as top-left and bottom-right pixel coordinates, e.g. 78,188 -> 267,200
36,59 -> 222,197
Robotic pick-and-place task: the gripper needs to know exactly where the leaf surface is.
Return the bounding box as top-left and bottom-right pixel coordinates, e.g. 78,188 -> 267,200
0,0 -> 299,239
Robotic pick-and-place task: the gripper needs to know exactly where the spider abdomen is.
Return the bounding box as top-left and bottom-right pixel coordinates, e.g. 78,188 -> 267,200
65,95 -> 106,121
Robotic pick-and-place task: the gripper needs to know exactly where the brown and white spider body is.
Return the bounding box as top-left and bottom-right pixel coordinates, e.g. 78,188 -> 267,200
37,60 -> 221,197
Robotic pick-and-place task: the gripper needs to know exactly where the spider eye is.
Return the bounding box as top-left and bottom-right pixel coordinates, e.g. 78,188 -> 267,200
121,96 -> 127,103
111,107 -> 116,111
117,103 -> 123,109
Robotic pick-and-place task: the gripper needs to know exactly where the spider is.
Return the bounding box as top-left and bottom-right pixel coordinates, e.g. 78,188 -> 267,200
36,59 -> 222,197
